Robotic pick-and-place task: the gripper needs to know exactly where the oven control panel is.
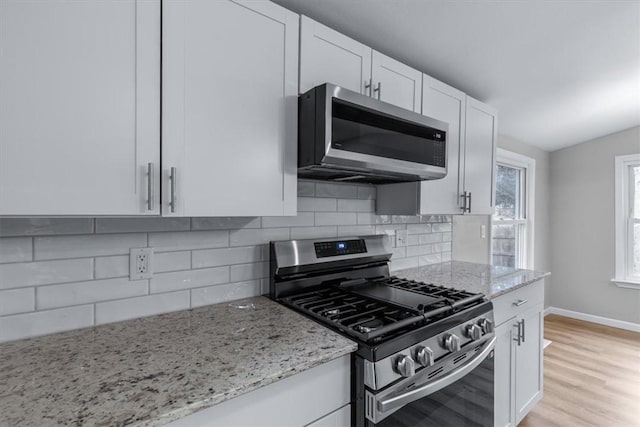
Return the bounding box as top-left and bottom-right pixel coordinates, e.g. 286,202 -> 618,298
314,239 -> 367,258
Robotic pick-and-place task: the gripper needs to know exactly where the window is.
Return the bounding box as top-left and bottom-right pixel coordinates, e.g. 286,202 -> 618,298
613,154 -> 640,288
492,149 -> 535,269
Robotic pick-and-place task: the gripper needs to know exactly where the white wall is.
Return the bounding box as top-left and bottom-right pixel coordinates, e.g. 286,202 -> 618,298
549,126 -> 640,324
0,181 -> 452,343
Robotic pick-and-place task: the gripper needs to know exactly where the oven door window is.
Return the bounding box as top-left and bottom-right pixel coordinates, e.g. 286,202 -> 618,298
371,354 -> 494,427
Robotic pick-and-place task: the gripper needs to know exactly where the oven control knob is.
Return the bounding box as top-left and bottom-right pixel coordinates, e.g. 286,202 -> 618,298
443,333 -> 461,352
394,355 -> 416,377
465,324 -> 482,341
415,346 -> 434,367
478,318 -> 494,334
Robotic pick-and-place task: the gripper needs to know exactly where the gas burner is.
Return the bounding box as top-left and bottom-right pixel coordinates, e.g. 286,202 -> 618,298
355,319 -> 384,333
324,308 -> 341,316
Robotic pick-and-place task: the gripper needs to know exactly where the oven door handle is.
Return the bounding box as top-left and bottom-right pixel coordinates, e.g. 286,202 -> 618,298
377,336 -> 496,414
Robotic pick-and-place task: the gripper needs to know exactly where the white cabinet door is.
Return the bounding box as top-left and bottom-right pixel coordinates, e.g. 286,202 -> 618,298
300,16 -> 372,95
163,0 -> 298,216
0,0 -> 160,216
371,51 -> 422,112
494,320 -> 516,427
376,74 -> 465,215
463,96 -> 497,215
514,303 -> 544,424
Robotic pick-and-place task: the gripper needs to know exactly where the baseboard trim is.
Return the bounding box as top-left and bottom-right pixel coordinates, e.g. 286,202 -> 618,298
544,306 -> 640,333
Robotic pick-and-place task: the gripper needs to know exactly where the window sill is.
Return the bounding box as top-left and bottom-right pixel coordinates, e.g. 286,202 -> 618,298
611,278 -> 640,289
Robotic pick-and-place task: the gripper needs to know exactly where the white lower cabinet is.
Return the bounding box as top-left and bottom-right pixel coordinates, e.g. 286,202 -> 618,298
493,281 -> 544,427
166,355 -> 351,427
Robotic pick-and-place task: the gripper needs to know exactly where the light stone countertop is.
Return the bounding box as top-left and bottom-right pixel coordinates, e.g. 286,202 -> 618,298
0,296 -> 357,427
393,261 -> 550,299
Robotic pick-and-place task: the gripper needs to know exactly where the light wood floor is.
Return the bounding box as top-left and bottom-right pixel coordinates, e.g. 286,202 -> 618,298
520,315 -> 640,427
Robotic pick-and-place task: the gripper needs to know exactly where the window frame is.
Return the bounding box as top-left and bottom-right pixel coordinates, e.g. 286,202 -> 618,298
492,148 -> 536,269
612,153 -> 640,288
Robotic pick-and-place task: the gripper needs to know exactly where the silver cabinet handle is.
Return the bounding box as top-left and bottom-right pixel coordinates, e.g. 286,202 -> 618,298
513,321 -> 521,346
513,299 -> 528,307
467,192 -> 472,213
146,162 -> 154,211
521,318 -> 525,343
374,81 -> 382,99
460,191 -> 468,212
169,167 -> 177,213
364,78 -> 373,96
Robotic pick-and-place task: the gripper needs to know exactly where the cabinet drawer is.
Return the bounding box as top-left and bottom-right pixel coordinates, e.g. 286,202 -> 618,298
492,280 -> 544,326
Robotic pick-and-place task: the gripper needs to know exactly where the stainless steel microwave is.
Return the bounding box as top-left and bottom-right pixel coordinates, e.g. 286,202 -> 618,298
298,83 -> 448,184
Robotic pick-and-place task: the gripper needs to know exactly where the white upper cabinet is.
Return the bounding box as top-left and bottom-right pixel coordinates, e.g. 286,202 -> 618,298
300,17 -> 421,112
463,96 -> 498,215
371,51 -> 422,113
300,16 -> 371,95
0,0 -> 160,216
162,0 -> 299,217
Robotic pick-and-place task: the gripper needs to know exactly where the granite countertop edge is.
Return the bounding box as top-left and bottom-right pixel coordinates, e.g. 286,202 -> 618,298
150,344 -> 356,427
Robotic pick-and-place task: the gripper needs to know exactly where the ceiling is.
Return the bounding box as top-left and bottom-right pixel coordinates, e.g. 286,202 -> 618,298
273,0 -> 640,152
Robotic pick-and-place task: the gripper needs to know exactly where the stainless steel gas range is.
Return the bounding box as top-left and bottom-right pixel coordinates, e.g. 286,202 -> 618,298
269,235 -> 495,427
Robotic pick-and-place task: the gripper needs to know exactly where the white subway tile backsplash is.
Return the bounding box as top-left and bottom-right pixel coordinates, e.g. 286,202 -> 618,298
0,237 -> 32,263
406,224 -> 432,235
337,199 -> 375,212
34,234 -> 146,260
230,262 -> 268,282
297,197 -> 337,212
0,259 -> 94,290
191,280 -> 261,308
154,251 -> 191,273
0,305 -> 93,343
431,223 -> 452,232
192,246 -> 261,269
315,182 -> 358,199
390,256 -> 419,271
297,180 -> 315,197
94,291 -> 189,325
433,242 -> 452,252
149,230 -> 228,251
96,218 -> 190,233
0,288 -> 35,316
315,212 -> 357,226
191,217 -> 261,230
95,255 -> 129,279
407,245 -> 434,257
357,186 -> 376,200
261,212 -> 314,228
37,278 -> 148,310
0,218 -> 93,237
336,225 -> 375,236
0,180 -> 453,342
229,228 -> 289,247
289,226 -> 337,240
392,215 -> 420,224
419,253 -> 443,266
150,266 -> 229,294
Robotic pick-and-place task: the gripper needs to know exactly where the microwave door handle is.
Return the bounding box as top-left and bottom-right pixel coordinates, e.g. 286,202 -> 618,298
376,336 -> 496,414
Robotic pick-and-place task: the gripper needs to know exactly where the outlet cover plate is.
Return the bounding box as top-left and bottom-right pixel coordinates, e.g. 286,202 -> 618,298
130,247 -> 153,280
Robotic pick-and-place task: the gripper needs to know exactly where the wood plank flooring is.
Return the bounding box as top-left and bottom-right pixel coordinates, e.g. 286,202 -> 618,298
519,315 -> 640,427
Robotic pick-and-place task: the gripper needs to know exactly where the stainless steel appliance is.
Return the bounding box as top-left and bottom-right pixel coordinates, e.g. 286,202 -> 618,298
270,235 -> 495,426
298,83 -> 448,184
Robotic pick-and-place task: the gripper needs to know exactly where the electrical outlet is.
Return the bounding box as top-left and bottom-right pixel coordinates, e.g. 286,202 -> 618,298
480,224 -> 487,239
395,229 -> 408,247
130,248 -> 153,280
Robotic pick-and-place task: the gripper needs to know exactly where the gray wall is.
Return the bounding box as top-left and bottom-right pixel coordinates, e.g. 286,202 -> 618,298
549,126 -> 640,324
0,181 -> 452,343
